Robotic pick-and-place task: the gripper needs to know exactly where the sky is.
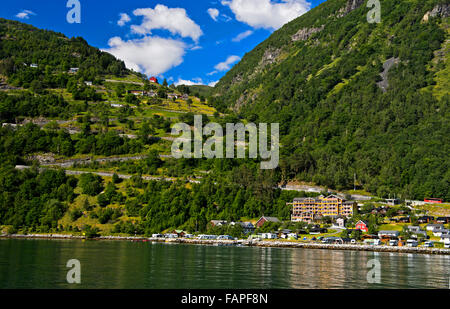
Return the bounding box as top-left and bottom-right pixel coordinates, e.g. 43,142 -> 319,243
2,0 -> 326,86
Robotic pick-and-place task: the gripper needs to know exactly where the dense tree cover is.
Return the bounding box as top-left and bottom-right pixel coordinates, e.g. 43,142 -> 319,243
100,161 -> 315,234
0,162 -> 321,235
0,123 -> 144,162
0,167 -> 76,232
213,0 -> 449,200
0,18 -> 127,88
0,92 -> 74,121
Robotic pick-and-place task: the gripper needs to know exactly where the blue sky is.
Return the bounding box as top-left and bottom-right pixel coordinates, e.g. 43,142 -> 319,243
2,0 -> 326,86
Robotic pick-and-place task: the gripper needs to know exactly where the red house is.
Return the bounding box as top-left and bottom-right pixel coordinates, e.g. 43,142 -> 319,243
355,220 -> 369,233
256,216 -> 281,228
149,76 -> 158,84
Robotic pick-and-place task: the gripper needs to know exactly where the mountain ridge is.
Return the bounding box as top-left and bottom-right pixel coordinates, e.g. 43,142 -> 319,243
212,0 -> 450,200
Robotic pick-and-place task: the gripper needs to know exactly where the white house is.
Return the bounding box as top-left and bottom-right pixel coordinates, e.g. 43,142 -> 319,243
440,235 -> 450,244
210,220 -> 228,227
432,229 -> 449,237
336,217 -> 346,228
426,224 -> 444,231
230,222 -> 255,234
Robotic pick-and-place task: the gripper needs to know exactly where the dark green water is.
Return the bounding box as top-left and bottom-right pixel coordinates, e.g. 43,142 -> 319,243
0,239 -> 449,289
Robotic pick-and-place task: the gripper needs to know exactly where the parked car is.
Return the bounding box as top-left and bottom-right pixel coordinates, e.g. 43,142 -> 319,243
152,234 -> 164,238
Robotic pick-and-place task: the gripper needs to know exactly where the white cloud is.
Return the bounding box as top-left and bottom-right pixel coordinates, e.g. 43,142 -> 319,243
208,81 -> 219,87
232,30 -> 253,42
104,36 -> 186,76
214,55 -> 241,71
175,78 -> 204,86
221,0 -> 310,30
131,5 -> 203,42
207,8 -> 220,21
118,13 -> 131,26
16,10 -> 36,19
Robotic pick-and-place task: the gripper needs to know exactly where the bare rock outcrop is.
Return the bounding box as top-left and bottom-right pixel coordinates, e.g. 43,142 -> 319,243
260,48 -> 282,68
292,25 -> 324,42
423,3 -> 450,22
377,57 -> 400,93
337,0 -> 365,18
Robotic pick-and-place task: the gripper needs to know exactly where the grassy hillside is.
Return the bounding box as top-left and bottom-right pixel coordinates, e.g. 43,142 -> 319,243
214,0 -> 450,200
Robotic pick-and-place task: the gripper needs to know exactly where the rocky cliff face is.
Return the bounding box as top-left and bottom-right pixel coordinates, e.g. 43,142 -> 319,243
423,3 -> 450,21
337,0 -> 365,17
292,25 -> 325,42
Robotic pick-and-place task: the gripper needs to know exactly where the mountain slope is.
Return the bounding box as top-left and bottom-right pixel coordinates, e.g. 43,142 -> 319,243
214,0 -> 450,200
0,18 -> 130,85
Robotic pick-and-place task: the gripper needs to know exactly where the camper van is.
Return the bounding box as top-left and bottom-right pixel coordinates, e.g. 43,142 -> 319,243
363,239 -> 375,246
389,240 -> 399,246
217,235 -> 234,240
165,234 -> 178,239
422,241 -> 434,248
373,239 -> 383,246
197,235 -> 217,240
406,239 -> 418,247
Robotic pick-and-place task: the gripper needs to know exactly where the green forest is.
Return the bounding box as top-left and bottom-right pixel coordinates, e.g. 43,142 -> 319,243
215,0 -> 449,201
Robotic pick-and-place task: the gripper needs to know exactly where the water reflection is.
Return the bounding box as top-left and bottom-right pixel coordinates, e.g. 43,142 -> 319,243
0,239 -> 449,289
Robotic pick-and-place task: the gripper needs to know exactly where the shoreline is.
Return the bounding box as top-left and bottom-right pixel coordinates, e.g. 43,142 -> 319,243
2,234 -> 450,255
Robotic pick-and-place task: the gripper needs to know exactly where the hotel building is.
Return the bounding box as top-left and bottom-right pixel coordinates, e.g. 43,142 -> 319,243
288,195 -> 355,223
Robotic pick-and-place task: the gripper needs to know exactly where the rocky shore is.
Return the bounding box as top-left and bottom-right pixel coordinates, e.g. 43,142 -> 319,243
2,234 -> 450,255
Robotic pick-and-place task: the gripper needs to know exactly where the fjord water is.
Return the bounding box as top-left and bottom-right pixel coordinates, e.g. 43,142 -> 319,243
0,239 -> 448,289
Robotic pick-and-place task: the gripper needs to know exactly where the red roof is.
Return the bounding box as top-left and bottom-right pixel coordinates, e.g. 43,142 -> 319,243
149,77 -> 158,83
